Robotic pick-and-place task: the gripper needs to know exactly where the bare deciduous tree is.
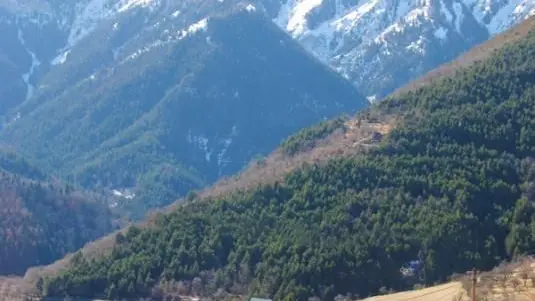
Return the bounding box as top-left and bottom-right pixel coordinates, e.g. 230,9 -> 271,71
518,264 -> 531,287
451,291 -> 464,301
192,277 -> 204,296
510,278 -> 522,292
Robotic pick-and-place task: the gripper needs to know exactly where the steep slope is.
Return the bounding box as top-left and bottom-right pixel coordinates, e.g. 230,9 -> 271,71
2,0 -> 535,113
269,0 -> 535,99
34,15 -> 535,301
394,15 -> 535,95
1,7 -> 366,219
0,150 -> 115,276
0,1 -> 65,116
182,17 -> 535,205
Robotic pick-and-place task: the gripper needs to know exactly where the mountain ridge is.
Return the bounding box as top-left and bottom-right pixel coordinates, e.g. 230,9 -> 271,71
1,6 -> 366,219
393,14 -> 535,96
20,14 -> 535,301
1,0 -> 535,113
23,16 -> 535,287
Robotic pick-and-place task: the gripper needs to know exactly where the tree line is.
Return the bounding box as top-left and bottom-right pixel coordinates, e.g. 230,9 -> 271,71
41,29 -> 535,301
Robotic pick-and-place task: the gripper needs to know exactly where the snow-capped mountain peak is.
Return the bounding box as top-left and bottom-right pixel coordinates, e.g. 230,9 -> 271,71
60,0 -> 158,48
1,0 -> 535,106
271,0 -> 535,97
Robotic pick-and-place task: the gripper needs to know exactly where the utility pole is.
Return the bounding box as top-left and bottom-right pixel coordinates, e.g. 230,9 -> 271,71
471,268 -> 477,301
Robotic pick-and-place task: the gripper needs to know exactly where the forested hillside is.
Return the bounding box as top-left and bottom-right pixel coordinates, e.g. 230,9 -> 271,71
36,16 -> 535,301
0,156 -> 115,276
0,149 -> 48,182
1,8 -> 365,220
37,18 -> 535,301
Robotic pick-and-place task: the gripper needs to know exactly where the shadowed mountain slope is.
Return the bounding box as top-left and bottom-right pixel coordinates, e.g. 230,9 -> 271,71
1,7 -> 366,219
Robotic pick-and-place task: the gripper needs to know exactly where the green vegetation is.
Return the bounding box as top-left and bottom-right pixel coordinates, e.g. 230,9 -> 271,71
40,29 -> 535,301
0,170 -> 114,275
115,163 -> 205,220
0,149 -> 48,181
1,11 -> 364,219
281,116 -> 348,155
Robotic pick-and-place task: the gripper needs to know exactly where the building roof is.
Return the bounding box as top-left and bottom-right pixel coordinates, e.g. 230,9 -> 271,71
250,298 -> 272,301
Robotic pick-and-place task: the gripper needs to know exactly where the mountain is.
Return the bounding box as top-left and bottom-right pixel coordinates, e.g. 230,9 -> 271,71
0,149 -> 115,276
1,0 -> 534,219
0,0 -> 534,112
270,0 -> 535,99
0,5 -> 365,219
32,15 -> 535,301
394,12 -> 535,95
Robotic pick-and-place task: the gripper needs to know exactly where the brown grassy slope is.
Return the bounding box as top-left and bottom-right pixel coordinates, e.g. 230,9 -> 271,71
392,16 -> 535,97
0,277 -> 36,301
19,14 -> 535,294
193,15 -> 535,206
174,117 -> 394,204
361,282 -> 466,301
359,257 -> 535,301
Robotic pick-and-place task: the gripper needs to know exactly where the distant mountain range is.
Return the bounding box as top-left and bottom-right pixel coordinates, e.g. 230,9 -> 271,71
1,0 -> 534,107
0,3 -> 366,219
271,0 -> 535,98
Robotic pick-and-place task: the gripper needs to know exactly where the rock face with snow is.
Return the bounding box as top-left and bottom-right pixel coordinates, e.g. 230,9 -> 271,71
270,0 -> 535,98
0,0 -> 534,111
0,4 -> 365,219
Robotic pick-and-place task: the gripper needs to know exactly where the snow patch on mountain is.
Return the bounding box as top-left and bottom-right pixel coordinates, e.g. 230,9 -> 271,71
118,16 -> 212,64
187,18 -> 209,34
288,0 -> 324,35
187,131 -> 212,162
17,28 -> 41,100
51,50 -> 71,65
112,188 -> 136,199
117,0 -> 154,12
5,0 -> 535,101
440,0 -> 454,22
121,39 -> 167,62
467,0 -> 535,33
434,26 -> 448,40
452,2 -> 464,33
272,0 -> 535,96
216,125 -> 238,173
63,0 -> 157,50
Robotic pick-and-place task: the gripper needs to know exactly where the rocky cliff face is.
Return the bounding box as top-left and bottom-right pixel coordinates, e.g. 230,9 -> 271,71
270,0 -> 535,98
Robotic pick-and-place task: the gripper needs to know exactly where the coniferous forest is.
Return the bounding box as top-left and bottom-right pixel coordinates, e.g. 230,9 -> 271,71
39,26 -> 535,301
